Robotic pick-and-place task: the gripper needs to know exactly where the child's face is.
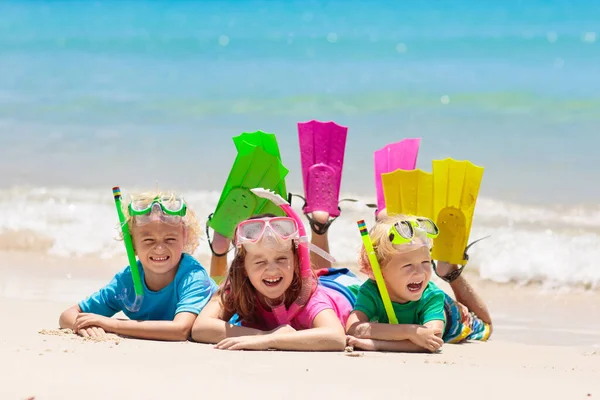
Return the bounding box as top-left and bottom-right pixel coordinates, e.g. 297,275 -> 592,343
132,220 -> 186,277
382,246 -> 433,304
243,244 -> 295,303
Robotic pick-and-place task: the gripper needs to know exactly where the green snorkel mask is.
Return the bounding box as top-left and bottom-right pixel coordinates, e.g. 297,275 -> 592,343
128,196 -> 187,226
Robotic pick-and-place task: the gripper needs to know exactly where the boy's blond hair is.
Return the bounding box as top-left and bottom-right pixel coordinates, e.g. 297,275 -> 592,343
358,214 -> 431,278
121,191 -> 201,254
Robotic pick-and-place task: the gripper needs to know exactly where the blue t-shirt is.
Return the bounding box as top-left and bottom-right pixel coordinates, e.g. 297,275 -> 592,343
79,253 -> 217,321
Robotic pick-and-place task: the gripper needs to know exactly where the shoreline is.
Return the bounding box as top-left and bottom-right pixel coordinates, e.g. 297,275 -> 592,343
3,250 -> 600,347
1,250 -> 599,399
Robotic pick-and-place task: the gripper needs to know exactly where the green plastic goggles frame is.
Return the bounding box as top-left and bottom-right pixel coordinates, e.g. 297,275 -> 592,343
388,217 -> 439,245
128,196 -> 187,217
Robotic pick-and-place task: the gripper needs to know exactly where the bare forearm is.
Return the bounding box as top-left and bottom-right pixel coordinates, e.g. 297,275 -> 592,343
191,318 -> 266,343
350,322 -> 420,341
364,339 -> 431,353
111,319 -> 193,341
450,276 -> 492,325
268,328 -> 346,351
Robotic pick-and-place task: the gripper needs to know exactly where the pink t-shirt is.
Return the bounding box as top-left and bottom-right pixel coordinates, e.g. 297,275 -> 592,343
243,284 -> 353,331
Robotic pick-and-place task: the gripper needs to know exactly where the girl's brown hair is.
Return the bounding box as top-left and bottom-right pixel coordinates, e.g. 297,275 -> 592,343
217,214 -> 303,324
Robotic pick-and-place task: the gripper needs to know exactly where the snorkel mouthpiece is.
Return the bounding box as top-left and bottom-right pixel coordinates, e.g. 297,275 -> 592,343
113,186 -> 144,312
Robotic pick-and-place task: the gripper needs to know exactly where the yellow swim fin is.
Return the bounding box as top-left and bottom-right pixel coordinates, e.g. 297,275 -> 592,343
381,169 -> 434,219
431,159 -> 484,265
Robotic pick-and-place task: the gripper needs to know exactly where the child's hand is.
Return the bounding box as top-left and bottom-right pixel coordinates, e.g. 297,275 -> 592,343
411,326 -> 444,352
346,335 -> 378,351
434,261 -> 459,278
77,327 -> 107,338
74,313 -> 116,334
215,335 -> 272,351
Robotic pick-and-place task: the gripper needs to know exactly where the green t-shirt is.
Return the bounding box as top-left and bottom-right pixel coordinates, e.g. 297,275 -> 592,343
354,279 -> 446,327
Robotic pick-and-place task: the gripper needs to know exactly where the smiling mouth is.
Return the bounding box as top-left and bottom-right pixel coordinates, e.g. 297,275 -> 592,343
407,281 -> 423,292
150,256 -> 170,262
263,277 -> 283,287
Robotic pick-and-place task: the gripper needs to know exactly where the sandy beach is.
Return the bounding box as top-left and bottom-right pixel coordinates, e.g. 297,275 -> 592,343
1,251 -> 599,400
2,1 -> 600,399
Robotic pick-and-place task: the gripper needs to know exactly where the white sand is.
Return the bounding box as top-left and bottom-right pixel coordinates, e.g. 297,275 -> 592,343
1,251 -> 599,400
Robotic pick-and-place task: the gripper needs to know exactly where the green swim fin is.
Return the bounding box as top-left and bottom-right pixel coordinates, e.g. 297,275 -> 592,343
431,159 -> 484,265
381,168 -> 434,219
233,130 -> 282,159
208,143 -> 289,239
232,130 -> 288,198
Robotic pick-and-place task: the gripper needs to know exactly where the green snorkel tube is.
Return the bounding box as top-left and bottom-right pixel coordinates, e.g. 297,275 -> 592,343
113,186 -> 144,312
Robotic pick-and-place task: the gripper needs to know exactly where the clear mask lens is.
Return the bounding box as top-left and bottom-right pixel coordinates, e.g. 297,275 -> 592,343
268,219 -> 297,237
415,218 -> 439,236
395,221 -> 415,239
159,197 -> 184,213
239,221 -> 266,241
131,198 -> 153,212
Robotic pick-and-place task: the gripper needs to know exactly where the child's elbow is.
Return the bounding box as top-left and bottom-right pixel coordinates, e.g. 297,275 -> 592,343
58,305 -> 79,329
322,328 -> 348,351
190,318 -> 210,343
58,310 -> 68,329
332,335 -> 347,351
177,324 -> 193,341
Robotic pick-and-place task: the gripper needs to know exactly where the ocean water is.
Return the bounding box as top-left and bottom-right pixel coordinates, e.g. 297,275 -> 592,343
1,0 -> 599,289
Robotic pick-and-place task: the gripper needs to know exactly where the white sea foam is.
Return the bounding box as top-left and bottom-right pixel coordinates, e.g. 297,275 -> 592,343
1,187 -> 599,289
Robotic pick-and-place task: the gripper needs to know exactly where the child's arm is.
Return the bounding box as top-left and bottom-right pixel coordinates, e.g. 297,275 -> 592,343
73,311 -> 198,341
346,310 -> 443,352
436,261 -> 492,328
59,305 -> 107,338
347,281 -> 432,342
215,308 -> 346,351
191,297 -> 269,343
61,303 -> 194,341
347,336 -> 428,353
66,267 -> 216,341
59,275 -> 121,338
59,304 -> 81,329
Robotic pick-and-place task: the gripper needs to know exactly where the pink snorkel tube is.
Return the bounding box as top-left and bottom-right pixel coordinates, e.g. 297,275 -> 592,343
250,188 -> 319,325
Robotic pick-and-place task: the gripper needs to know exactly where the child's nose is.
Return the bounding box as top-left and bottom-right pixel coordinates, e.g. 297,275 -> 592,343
266,261 -> 280,270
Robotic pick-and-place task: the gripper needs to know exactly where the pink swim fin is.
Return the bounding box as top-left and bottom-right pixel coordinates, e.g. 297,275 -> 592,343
374,138 -> 421,213
298,120 -> 348,217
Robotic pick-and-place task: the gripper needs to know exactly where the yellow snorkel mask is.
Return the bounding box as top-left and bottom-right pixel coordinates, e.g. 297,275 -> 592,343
388,217 -> 439,251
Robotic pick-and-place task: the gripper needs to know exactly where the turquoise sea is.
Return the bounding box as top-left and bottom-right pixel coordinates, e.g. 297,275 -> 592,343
1,0 -> 599,288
